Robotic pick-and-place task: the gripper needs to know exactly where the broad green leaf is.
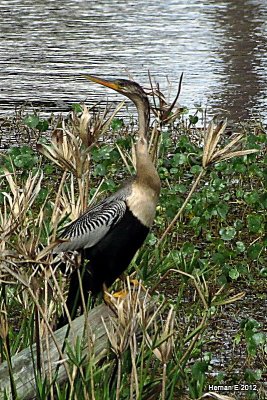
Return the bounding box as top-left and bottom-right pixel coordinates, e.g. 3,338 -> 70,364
71,103 -> 83,113
229,267 -> 239,280
236,241 -> 246,252
216,202 -> 229,219
219,226 -> 236,240
189,115 -> 198,125
23,114 -> 40,128
172,153 -> 187,166
111,118 -> 124,131
247,214 -> 263,233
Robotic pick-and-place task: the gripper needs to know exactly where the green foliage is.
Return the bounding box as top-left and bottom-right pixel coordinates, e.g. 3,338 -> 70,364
244,368 -> 262,382
111,117 -> 124,131
189,115 -> 199,125
239,318 -> 266,357
219,226 -> 236,241
188,354 -> 211,398
91,145 -> 121,178
246,214 -> 264,233
23,114 -> 49,132
2,145 -> 39,172
0,106 -> 266,399
71,103 -> 83,113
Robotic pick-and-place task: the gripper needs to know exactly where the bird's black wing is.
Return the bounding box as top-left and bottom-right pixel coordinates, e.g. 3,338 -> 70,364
53,198 -> 127,253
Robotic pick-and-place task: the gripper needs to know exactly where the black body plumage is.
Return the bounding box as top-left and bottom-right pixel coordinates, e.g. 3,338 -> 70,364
83,208 -> 149,292
57,207 -> 149,327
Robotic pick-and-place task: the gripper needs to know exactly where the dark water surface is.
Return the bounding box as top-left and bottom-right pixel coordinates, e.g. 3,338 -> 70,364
0,0 -> 267,121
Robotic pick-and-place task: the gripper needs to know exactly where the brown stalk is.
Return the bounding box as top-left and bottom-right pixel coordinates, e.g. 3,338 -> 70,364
148,71 -> 184,125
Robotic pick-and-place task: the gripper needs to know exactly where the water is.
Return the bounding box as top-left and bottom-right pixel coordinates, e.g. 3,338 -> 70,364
0,0 -> 267,122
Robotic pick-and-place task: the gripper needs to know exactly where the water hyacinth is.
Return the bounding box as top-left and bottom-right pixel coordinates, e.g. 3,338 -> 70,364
159,118 -> 258,243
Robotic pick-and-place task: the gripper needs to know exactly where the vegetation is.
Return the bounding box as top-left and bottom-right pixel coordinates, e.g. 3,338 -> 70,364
0,92 -> 266,400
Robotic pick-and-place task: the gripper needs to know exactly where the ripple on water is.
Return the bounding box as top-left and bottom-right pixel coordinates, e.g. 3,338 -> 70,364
0,0 -> 266,123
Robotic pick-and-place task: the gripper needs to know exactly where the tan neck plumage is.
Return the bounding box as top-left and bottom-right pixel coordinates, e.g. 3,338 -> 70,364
126,95 -> 161,227
134,95 -> 160,194
127,143 -> 160,227
135,139 -> 161,195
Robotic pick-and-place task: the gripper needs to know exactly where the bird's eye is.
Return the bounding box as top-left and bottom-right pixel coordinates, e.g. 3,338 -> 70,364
117,80 -> 127,89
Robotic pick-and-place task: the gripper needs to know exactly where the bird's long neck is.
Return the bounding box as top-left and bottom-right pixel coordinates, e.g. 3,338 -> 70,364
133,96 -> 161,196
133,95 -> 150,139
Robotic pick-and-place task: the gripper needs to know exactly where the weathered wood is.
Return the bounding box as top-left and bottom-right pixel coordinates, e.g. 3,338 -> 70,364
0,303 -> 115,399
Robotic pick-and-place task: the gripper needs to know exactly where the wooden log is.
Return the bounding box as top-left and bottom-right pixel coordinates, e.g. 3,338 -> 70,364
0,302 -> 115,399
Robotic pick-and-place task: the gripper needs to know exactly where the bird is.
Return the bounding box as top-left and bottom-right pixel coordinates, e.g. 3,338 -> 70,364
54,76 -> 161,327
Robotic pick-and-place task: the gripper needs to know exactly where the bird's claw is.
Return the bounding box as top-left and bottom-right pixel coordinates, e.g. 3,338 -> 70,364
103,279 -> 145,313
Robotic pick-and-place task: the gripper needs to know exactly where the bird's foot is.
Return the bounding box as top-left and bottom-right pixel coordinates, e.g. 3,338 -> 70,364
112,278 -> 144,298
103,279 -> 145,313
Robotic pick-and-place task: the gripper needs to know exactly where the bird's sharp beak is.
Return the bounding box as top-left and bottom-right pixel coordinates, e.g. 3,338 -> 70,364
83,75 -> 120,91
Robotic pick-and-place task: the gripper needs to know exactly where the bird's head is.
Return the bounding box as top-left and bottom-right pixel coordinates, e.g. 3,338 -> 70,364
84,75 -> 148,105
84,75 -> 150,139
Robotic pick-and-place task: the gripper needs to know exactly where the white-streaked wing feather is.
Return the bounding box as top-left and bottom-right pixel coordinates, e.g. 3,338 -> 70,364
53,199 -> 127,253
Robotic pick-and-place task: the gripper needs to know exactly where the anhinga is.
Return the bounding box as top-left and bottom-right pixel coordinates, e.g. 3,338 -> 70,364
54,76 -> 161,327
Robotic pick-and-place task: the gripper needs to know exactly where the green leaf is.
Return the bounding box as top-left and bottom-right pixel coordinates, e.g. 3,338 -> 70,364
147,233 -> 157,246
234,333 -> 241,345
71,103 -> 83,113
232,160 -> 246,173
252,332 -> 266,346
180,106 -> 189,115
7,146 -> 21,157
244,191 -> 259,205
248,243 -> 263,260
174,183 -> 188,193
244,369 -> 262,382
246,214 -> 263,233
182,242 -> 196,255
36,119 -> 49,132
23,114 -> 40,128
229,267 -> 239,280
191,360 -> 209,379
189,115 -> 198,125
111,118 -> 124,131
236,241 -> 246,253
216,202 -> 229,219
13,154 -> 38,169
94,164 -> 106,176
234,219 -> 243,230
259,267 -> 267,277
236,188 -> 244,198
44,164 -> 54,174
190,165 -> 202,174
161,132 -> 171,147
259,192 -> 267,208
170,167 -> 179,175
189,216 -> 201,227
240,318 -> 261,332
36,188 -> 49,204
219,226 -> 236,241
172,153 -> 187,166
